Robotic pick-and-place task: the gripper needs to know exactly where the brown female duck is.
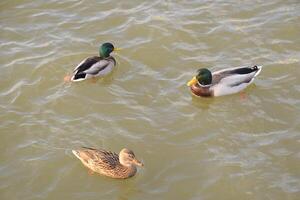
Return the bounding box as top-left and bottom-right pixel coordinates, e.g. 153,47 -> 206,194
72,147 -> 143,179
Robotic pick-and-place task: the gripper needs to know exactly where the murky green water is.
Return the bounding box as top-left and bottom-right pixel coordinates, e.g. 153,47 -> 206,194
1,0 -> 300,199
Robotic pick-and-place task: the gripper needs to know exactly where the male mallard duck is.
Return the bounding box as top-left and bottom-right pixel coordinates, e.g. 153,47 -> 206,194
72,147 -> 143,179
187,65 -> 262,97
69,42 -> 119,82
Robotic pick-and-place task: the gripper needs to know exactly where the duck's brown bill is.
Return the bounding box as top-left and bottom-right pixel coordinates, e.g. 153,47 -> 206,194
133,158 -> 144,167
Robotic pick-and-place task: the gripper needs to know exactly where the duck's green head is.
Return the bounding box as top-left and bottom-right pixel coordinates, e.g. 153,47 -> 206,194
187,68 -> 212,87
99,42 -> 120,58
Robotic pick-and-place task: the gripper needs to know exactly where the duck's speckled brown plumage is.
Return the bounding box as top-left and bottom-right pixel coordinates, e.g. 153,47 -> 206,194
72,147 -> 142,179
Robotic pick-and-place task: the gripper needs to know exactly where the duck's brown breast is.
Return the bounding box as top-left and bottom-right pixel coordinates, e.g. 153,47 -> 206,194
190,84 -> 213,97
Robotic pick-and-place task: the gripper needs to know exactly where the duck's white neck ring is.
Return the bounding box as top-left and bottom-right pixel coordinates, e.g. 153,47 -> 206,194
197,81 -> 212,87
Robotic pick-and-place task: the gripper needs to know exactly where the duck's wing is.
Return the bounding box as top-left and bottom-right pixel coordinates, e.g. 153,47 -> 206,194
73,147 -> 119,170
82,59 -> 113,75
73,56 -> 101,74
212,66 -> 262,96
212,66 -> 262,86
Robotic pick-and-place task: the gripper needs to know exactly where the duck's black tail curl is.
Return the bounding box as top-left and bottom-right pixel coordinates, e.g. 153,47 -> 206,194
233,65 -> 260,75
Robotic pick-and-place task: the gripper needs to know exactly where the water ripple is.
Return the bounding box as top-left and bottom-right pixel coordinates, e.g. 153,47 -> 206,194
1,0 -> 300,200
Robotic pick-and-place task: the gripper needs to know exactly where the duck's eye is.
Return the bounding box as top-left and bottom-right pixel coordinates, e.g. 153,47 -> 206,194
129,154 -> 134,159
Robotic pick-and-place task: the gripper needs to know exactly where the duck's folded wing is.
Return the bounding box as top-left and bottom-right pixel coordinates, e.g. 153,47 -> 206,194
213,66 -> 260,86
73,56 -> 101,74
81,147 -> 119,169
82,59 -> 110,75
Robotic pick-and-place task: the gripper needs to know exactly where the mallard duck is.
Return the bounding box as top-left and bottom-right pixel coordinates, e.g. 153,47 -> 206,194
68,42 -> 119,82
187,65 -> 262,97
72,147 -> 143,179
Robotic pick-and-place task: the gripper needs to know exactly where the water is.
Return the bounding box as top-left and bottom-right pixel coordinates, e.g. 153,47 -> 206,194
1,0 -> 300,199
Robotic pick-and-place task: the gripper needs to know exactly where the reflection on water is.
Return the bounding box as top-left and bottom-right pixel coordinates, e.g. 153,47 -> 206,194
1,0 -> 300,200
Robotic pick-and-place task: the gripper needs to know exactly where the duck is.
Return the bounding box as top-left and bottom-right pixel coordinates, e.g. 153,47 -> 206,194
67,42 -> 120,82
187,65 -> 262,97
72,147 -> 143,179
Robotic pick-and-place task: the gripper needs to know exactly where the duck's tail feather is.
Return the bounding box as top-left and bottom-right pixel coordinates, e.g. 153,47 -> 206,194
71,73 -> 86,82
231,65 -> 262,75
72,150 -> 81,160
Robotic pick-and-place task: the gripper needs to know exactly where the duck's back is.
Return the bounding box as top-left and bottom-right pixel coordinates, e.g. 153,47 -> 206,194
211,66 -> 262,96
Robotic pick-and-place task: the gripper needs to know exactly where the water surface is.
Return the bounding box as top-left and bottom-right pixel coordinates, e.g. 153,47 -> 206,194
1,0 -> 300,199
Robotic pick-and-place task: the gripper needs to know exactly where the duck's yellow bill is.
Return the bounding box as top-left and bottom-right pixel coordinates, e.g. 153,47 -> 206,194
114,48 -> 122,52
187,76 -> 197,86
